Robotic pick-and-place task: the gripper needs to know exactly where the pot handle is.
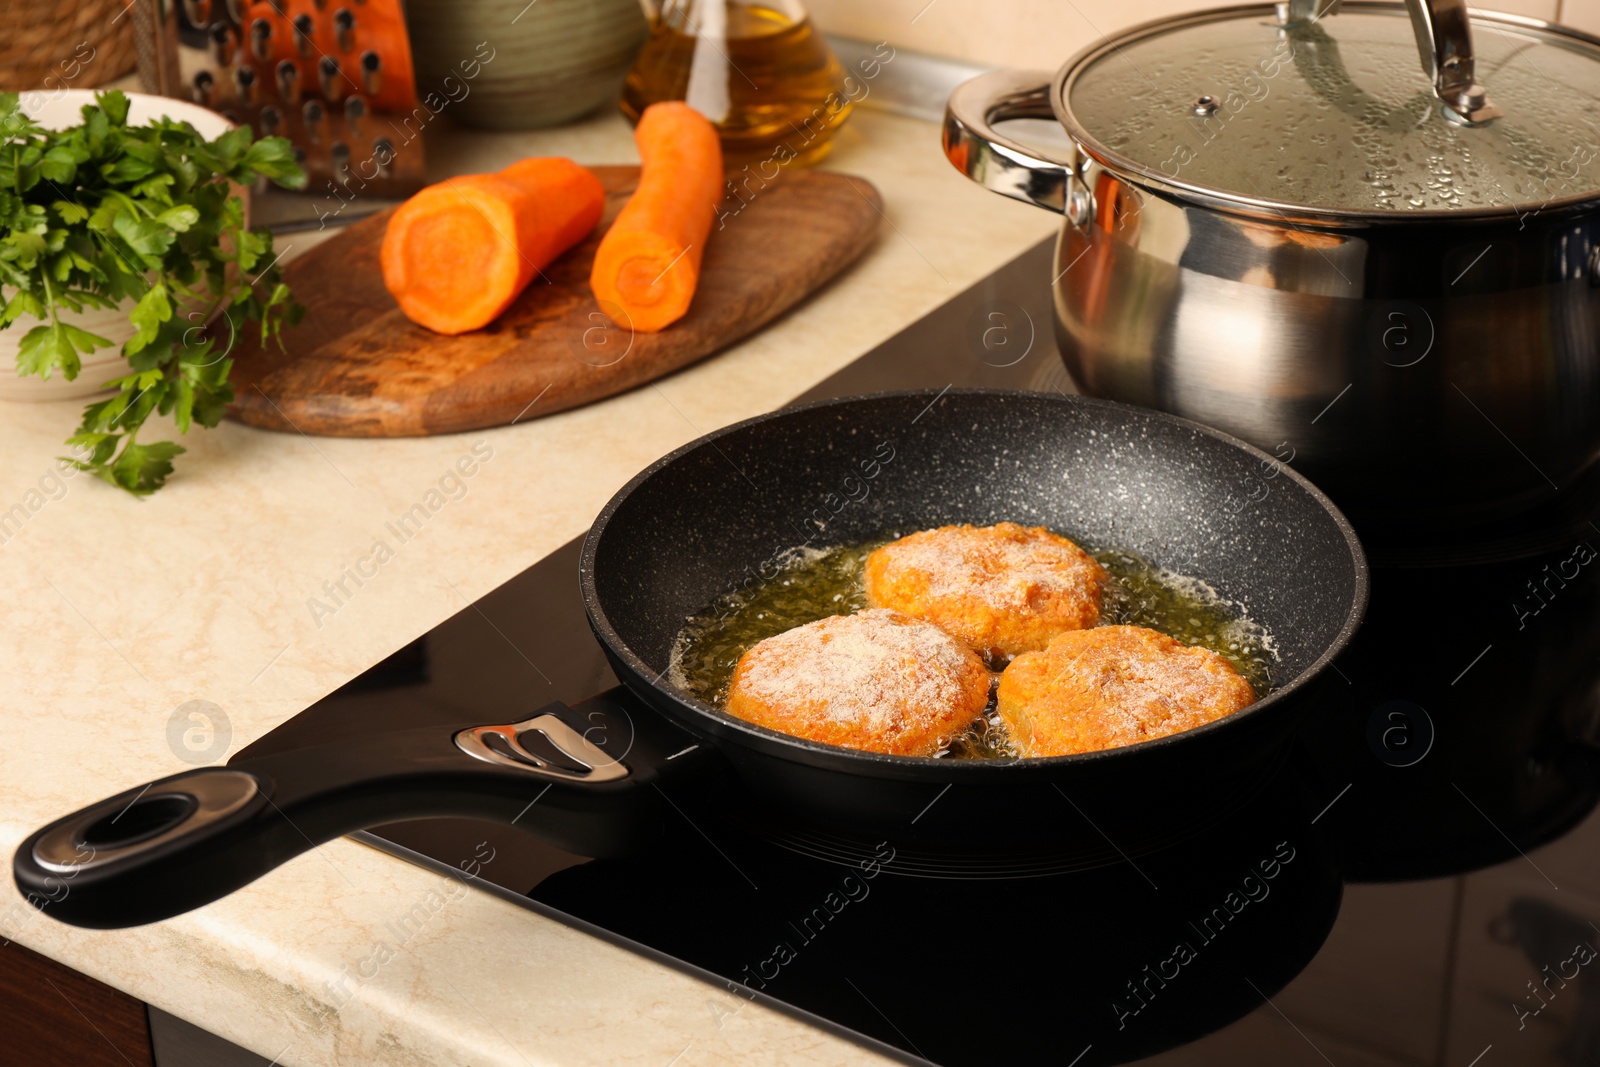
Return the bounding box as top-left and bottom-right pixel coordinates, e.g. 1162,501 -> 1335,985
943,69 -> 1091,221
1281,0 -> 1500,124
11,692 -> 709,929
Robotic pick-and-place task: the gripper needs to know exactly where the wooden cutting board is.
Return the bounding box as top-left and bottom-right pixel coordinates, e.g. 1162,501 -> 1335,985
227,166 -> 882,436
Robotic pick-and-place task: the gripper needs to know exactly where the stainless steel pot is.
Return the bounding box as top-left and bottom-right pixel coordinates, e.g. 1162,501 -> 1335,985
944,0 -> 1600,533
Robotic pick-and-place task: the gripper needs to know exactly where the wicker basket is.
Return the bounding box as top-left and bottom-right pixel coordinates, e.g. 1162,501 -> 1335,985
0,0 -> 140,93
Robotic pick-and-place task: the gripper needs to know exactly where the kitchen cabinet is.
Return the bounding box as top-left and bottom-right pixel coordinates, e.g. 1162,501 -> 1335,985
0,941 -> 153,1066
0,942 -> 271,1066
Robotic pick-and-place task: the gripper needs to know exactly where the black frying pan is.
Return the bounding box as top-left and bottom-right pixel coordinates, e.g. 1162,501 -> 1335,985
14,391 -> 1367,928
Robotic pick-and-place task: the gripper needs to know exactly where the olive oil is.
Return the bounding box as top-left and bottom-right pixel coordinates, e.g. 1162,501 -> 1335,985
671,541 -> 884,707
1093,548 -> 1277,695
668,534 -> 1280,759
621,1 -> 853,167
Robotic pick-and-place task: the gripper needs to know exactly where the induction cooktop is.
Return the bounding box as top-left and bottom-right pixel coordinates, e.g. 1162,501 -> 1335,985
239,239 -> 1600,1066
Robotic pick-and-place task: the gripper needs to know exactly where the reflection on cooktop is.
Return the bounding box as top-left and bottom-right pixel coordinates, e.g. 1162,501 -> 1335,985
524,750 -> 1340,1067
244,239 -> 1600,1065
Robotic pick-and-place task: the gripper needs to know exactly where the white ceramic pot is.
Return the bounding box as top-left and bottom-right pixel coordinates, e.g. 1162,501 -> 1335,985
0,91 -> 236,403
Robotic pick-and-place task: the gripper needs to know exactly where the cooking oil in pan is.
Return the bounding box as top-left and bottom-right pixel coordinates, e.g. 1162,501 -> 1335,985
1093,547 -> 1277,694
667,534 -> 1279,758
670,540 -> 884,708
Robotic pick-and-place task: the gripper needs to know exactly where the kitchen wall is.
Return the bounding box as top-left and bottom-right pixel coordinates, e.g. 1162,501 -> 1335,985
807,0 -> 1600,69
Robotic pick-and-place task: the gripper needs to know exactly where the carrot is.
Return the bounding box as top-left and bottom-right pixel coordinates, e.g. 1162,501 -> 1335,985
591,102 -> 723,333
381,157 -> 605,335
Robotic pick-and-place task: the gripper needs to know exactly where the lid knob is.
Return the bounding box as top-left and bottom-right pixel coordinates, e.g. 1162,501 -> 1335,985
1277,0 -> 1342,25
1282,0 -> 1500,124
1405,0 -> 1501,124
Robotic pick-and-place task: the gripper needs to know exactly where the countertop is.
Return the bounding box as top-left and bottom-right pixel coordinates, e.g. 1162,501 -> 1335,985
0,104 -> 1056,1066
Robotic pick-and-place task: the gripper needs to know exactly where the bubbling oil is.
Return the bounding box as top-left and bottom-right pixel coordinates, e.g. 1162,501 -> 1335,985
1093,547 -> 1277,694
671,541 -> 882,708
668,533 -> 1280,759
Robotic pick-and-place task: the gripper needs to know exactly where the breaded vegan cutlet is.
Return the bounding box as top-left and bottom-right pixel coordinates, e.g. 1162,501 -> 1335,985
865,523 -> 1107,662
997,625 -> 1255,757
725,609 -> 992,757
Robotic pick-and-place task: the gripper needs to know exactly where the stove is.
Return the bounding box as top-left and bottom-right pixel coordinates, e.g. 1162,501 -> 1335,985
238,239 -> 1600,1066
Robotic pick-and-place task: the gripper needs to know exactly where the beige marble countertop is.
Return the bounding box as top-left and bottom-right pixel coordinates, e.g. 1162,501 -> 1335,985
0,103 -> 1055,1066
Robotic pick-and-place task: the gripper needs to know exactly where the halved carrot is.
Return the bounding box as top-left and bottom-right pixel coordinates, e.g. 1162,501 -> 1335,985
381,158 -> 605,335
590,102 -> 723,333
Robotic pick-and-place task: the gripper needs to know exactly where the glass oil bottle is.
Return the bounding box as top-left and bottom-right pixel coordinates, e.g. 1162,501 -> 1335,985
621,0 -> 854,167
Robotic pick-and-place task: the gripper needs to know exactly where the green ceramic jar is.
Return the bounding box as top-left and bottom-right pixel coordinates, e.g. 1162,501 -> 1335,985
404,0 -> 649,130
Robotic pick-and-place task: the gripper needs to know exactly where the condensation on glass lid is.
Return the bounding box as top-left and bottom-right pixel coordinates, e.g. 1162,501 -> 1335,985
1064,10 -> 1600,213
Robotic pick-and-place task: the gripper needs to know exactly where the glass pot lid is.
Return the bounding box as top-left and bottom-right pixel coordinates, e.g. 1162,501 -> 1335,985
1059,0 -> 1600,216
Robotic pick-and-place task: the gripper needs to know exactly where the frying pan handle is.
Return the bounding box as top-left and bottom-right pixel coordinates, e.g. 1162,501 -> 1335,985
14,767 -> 276,931
13,695 -> 708,929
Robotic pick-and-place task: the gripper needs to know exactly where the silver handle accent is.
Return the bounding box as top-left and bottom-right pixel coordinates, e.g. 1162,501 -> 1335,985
1278,0 -> 1343,23
455,713 -> 629,783
943,69 -> 1092,222
31,771 -> 262,874
1404,0 -> 1501,124
1281,0 -> 1500,124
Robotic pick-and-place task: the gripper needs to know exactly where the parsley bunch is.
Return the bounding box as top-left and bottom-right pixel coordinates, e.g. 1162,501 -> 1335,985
0,90 -> 306,495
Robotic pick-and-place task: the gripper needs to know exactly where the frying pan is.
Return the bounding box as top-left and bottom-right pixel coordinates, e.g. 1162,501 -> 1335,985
14,391 -> 1367,928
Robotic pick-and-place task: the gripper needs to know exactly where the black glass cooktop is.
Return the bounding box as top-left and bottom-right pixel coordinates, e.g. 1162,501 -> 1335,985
240,240 -> 1600,1066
